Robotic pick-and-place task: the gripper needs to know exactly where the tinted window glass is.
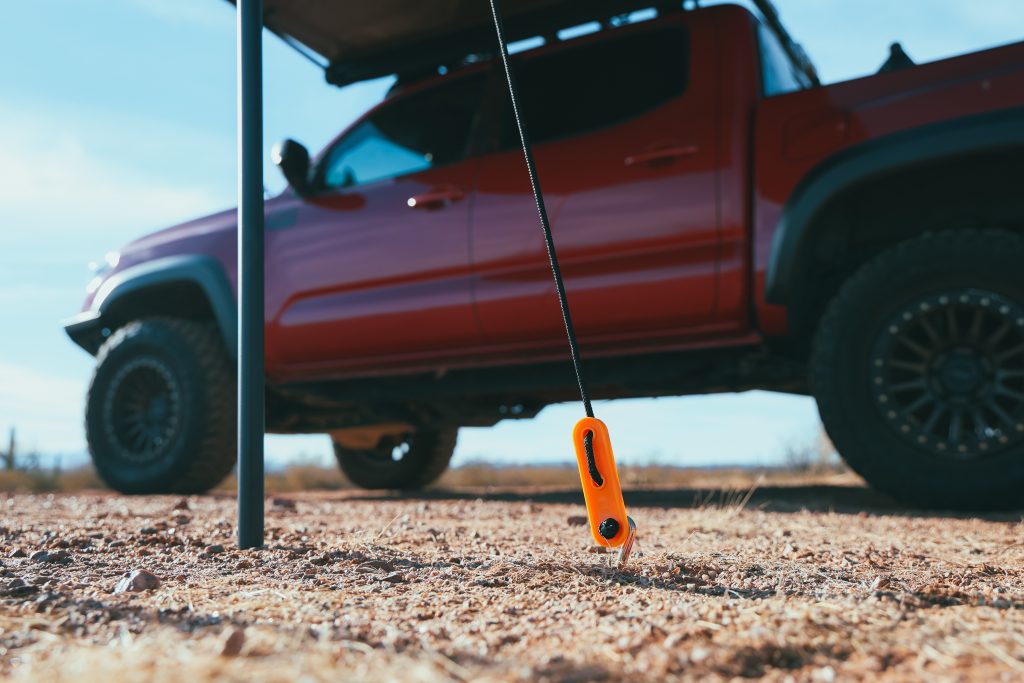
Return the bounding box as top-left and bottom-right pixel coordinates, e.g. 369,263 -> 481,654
496,28 -> 688,149
758,24 -> 805,97
321,75 -> 483,189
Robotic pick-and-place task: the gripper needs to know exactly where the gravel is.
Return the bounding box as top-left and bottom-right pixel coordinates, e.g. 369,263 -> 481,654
1,477 -> 1023,681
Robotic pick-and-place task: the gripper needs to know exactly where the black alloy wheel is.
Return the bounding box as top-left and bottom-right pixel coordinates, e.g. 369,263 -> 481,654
104,357 -> 183,464
870,289 -> 1024,460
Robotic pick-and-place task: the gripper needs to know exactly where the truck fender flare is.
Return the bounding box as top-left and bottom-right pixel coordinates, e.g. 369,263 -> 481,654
65,254 -> 237,358
765,106 -> 1024,306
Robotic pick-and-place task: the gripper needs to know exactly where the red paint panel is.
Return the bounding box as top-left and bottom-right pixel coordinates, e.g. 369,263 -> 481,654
266,162 -> 483,373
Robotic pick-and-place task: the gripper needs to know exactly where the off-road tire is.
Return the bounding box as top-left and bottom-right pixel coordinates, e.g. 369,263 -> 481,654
85,318 -> 236,494
333,429 -> 457,490
811,230 -> 1024,511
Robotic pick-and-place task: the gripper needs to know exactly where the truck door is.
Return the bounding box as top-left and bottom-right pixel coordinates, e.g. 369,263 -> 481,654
470,15 -> 721,356
266,73 -> 486,376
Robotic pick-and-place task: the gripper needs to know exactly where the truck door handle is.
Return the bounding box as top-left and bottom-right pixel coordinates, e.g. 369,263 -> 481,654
624,144 -> 699,167
407,186 -> 466,209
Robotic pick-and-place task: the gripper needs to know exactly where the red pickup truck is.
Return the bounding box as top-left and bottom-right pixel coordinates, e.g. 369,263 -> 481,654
65,3 -> 1024,509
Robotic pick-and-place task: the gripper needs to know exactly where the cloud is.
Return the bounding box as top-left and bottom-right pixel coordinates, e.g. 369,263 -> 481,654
0,102 -> 228,246
115,0 -> 230,29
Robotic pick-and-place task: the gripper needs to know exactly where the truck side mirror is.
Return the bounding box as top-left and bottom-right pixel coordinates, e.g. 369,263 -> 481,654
271,139 -> 311,196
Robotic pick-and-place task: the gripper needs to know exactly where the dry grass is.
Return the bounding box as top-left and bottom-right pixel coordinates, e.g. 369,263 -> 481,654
0,461 -> 848,495
0,467 -> 104,493
1,473 -> 1023,681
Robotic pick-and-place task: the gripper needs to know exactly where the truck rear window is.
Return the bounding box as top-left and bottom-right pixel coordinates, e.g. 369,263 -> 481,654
495,26 -> 689,148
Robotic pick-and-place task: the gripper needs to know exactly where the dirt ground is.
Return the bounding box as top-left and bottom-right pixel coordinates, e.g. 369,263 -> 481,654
1,473 -> 1023,682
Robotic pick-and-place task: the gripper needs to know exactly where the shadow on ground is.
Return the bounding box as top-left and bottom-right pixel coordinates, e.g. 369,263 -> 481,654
346,484 -> 1024,521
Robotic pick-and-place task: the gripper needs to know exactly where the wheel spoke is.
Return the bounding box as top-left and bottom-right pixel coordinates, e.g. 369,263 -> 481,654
995,384 -> 1024,402
996,369 -> 1024,381
921,404 -> 945,434
984,399 -> 1015,431
918,316 -> 943,345
996,344 -> 1024,364
897,335 -> 931,359
948,409 -> 965,444
987,322 -> 1012,351
888,359 -> 926,373
967,307 -> 986,343
970,408 -> 991,437
905,393 -> 935,414
889,378 -> 927,393
945,307 -> 960,343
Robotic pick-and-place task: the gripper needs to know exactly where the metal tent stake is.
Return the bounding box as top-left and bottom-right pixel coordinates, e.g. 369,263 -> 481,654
237,0 -> 266,549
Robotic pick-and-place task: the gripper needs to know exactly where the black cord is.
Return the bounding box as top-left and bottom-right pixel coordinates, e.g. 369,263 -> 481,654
486,0 -> 603,486
486,0 -> 594,421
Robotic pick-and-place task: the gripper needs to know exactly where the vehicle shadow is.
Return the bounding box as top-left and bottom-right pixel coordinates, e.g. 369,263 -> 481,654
346,484 -> 1024,521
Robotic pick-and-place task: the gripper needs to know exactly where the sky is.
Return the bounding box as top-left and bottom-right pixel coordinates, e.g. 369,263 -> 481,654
1,0 -> 1022,471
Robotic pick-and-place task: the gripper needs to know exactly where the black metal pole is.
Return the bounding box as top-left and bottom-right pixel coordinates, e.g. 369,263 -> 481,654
237,0 -> 265,549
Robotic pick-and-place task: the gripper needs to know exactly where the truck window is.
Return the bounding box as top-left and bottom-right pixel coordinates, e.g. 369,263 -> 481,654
495,27 -> 689,149
320,75 -> 484,189
758,23 -> 806,97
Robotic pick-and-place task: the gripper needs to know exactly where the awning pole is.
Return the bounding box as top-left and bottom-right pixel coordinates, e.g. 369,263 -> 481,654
237,0 -> 265,549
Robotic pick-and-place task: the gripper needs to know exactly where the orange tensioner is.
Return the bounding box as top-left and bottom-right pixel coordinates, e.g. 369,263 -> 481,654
572,417 -> 637,568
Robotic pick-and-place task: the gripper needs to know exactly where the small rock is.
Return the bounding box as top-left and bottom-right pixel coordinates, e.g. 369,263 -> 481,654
220,626 -> 246,657
870,575 -> 891,590
566,515 -> 588,527
272,498 -> 296,511
205,544 -> 225,555
236,559 -> 254,570
140,527 -> 158,535
3,577 -> 36,597
46,550 -> 72,565
114,569 -> 161,594
173,498 -> 191,511
381,571 -> 407,584
9,548 -> 25,558
663,632 -> 685,649
29,550 -> 49,562
813,666 -> 837,683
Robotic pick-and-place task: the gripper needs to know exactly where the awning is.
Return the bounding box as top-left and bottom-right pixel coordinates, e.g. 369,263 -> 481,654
229,0 -> 817,87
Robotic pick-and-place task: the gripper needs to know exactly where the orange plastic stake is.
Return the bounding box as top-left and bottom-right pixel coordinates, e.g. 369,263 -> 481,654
572,417 -> 637,567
